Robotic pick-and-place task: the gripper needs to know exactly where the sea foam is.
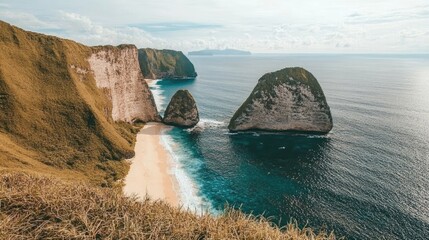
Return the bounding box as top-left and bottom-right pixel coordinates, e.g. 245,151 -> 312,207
148,79 -> 166,112
159,130 -> 212,214
149,80 -> 204,210
149,80 -> 217,214
187,118 -> 227,133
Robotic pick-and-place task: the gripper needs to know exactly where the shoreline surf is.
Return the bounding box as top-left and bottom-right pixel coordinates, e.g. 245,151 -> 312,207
123,123 -> 180,206
123,79 -> 206,211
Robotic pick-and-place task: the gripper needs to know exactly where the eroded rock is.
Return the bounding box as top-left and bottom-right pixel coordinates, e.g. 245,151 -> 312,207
88,45 -> 161,123
163,90 -> 199,127
228,67 -> 333,133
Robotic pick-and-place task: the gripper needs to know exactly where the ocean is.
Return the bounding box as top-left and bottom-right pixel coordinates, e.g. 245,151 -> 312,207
148,54 -> 429,239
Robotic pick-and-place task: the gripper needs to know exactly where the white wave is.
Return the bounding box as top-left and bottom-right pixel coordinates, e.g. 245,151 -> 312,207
159,130 -> 212,214
200,118 -> 226,126
223,132 -> 238,135
307,135 -> 328,139
187,118 -> 227,132
148,79 -> 166,112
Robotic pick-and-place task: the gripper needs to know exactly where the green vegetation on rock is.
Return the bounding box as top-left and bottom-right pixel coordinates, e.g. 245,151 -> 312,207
138,48 -> 197,79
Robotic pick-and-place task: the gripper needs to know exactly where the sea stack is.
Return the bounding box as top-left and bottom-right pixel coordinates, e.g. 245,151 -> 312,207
163,90 -> 199,127
228,67 -> 333,133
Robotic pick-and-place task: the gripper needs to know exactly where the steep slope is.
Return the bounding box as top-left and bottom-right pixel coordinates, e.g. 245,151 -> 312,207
138,48 -> 197,79
0,21 -> 158,185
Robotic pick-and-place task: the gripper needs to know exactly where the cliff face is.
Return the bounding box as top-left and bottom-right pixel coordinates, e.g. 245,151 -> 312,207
0,20 -> 158,185
88,45 -> 160,123
138,48 -> 197,79
229,67 -> 333,133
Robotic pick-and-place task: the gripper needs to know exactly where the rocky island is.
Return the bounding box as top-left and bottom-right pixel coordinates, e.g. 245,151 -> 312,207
228,67 -> 333,133
163,90 -> 199,127
138,48 -> 197,80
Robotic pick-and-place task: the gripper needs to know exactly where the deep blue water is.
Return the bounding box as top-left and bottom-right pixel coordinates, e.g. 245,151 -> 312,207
149,54 -> 429,239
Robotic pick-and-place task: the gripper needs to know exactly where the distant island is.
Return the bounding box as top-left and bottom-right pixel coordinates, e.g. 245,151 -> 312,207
188,48 -> 251,56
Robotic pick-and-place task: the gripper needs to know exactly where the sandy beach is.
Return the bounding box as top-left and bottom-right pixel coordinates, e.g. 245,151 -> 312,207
145,79 -> 154,84
123,123 -> 180,206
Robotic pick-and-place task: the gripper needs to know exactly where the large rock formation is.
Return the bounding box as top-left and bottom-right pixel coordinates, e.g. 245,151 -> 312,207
0,20 -> 160,185
138,48 -> 197,79
228,67 -> 333,133
163,90 -> 199,127
88,45 -> 161,123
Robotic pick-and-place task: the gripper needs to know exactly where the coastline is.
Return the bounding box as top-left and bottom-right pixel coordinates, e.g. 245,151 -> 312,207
138,79 -> 207,212
123,123 -> 180,206
144,78 -> 154,84
146,79 -> 166,113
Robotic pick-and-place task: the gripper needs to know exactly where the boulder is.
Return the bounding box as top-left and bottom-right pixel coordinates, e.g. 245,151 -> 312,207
228,67 -> 333,133
163,90 -> 199,127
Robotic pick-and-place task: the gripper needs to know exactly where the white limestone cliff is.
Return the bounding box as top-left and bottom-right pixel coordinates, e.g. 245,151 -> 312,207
88,45 -> 160,123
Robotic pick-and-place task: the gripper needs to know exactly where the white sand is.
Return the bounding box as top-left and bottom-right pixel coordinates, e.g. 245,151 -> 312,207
123,123 -> 179,206
145,79 -> 154,84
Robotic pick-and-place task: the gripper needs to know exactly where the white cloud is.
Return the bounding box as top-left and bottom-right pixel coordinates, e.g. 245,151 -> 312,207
1,0 -> 428,53
56,11 -> 162,47
400,30 -> 429,39
0,10 -> 58,30
346,5 -> 429,24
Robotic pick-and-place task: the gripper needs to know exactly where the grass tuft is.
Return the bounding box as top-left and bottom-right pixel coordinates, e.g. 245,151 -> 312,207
0,173 -> 339,239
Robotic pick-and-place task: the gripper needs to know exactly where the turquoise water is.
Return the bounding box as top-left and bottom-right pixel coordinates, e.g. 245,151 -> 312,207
149,54 -> 429,239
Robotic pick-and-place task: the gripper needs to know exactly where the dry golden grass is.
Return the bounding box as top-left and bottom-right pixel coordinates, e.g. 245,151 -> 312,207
0,21 -> 339,239
0,173 -> 339,240
0,20 -> 139,186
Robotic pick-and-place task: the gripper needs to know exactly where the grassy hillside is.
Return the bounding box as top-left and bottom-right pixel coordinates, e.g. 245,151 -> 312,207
0,173 -> 337,239
0,21 -> 340,239
138,48 -> 197,79
0,20 -> 138,186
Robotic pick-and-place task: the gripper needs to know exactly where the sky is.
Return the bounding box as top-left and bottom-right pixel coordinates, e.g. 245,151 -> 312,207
0,0 -> 428,53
